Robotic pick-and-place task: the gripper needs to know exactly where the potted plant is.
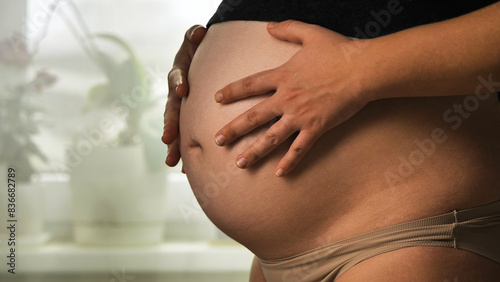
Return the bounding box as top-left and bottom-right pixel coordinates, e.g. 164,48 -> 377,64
62,3 -> 168,246
0,35 -> 56,247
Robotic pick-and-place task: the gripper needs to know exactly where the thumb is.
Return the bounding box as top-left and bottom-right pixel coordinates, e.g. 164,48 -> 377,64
267,20 -> 312,44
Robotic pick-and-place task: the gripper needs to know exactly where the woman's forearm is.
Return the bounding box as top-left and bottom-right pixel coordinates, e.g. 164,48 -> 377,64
363,1 -> 500,100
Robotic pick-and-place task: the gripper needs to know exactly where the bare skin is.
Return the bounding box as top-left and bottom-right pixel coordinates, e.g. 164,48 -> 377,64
249,257 -> 266,282
163,3 -> 500,281
336,247 -> 500,281
213,4 -> 500,177
175,21 -> 500,281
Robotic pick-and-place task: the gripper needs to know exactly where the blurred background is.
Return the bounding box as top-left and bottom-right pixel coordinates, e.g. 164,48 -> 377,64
0,0 -> 253,281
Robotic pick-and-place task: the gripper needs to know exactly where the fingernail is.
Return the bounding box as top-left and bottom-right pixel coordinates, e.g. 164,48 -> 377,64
215,92 -> 223,103
236,158 -> 248,168
275,168 -> 285,177
175,79 -> 183,94
189,26 -> 200,39
215,134 -> 226,146
268,22 -> 278,28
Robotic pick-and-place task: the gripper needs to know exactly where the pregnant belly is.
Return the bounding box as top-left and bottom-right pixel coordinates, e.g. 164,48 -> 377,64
179,21 -> 500,259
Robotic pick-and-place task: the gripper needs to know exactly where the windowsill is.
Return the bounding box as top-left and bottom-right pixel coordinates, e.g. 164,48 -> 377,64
0,172 -> 254,275
3,241 -> 253,273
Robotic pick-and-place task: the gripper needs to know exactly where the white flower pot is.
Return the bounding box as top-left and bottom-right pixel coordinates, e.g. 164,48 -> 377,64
0,165 -> 9,244
16,181 -> 50,246
69,145 -> 167,246
0,165 -> 50,247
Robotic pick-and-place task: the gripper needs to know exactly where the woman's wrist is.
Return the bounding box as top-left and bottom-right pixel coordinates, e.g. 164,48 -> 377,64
347,37 -> 395,103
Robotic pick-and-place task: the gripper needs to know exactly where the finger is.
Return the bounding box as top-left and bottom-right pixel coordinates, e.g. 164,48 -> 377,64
215,68 -> 280,103
266,20 -> 315,44
166,137 -> 181,167
178,25 -> 207,70
177,25 -> 207,70
168,67 -> 188,97
268,20 -> 347,45
162,92 -> 181,144
214,98 -> 280,146
169,25 -> 207,98
187,25 -> 207,45
235,118 -> 297,169
275,130 -> 319,177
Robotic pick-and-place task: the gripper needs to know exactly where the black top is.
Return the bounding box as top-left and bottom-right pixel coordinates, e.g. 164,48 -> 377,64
207,0 -> 496,38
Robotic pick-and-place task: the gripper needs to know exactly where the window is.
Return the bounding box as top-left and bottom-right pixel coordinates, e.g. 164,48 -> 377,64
24,0 -> 216,172
0,1 -> 253,281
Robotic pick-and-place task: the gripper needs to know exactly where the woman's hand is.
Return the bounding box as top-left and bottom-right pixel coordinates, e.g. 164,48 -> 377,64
163,25 -> 207,167
214,20 -> 373,177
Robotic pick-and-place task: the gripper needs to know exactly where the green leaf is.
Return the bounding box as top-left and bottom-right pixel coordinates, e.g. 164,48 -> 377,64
92,49 -> 120,81
83,33 -> 154,145
83,83 -> 116,112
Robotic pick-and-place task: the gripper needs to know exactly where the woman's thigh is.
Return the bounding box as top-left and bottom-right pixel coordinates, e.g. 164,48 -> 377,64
336,247 -> 500,282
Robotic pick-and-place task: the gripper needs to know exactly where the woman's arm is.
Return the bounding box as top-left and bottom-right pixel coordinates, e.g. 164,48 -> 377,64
363,1 -> 500,100
214,2 -> 500,176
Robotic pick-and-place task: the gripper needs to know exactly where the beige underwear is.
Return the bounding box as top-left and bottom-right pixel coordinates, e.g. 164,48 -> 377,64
257,200 -> 500,281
